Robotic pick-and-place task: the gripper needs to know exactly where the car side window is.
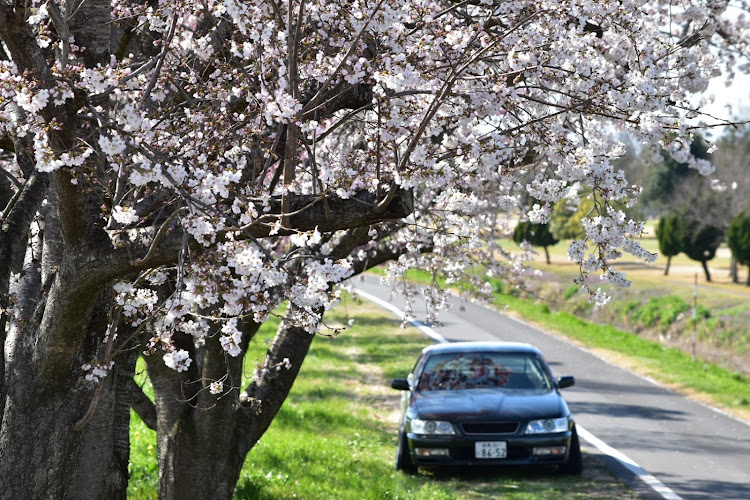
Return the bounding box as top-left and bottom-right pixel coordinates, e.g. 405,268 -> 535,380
525,357 -> 553,390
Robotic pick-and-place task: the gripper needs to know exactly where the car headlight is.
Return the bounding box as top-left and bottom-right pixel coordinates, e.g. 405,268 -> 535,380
525,417 -> 569,434
410,419 -> 456,435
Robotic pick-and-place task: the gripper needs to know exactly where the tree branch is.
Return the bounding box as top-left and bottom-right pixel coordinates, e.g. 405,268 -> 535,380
104,187 -> 414,276
130,380 -> 157,431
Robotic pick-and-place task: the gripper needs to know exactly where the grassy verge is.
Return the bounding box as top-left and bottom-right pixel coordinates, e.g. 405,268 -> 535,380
386,268 -> 750,420
128,297 -> 636,499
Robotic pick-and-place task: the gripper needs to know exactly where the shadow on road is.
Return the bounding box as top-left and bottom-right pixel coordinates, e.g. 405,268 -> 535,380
570,400 -> 688,421
571,377 -> 679,396
648,474 -> 750,500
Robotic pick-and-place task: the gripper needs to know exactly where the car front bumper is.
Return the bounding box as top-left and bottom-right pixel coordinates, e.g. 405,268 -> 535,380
407,430 -> 573,466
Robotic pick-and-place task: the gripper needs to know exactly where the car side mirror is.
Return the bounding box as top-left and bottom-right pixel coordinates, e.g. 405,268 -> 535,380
391,378 -> 410,390
557,375 -> 575,389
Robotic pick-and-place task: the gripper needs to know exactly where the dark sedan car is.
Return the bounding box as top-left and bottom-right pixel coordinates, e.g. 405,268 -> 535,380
391,341 -> 582,474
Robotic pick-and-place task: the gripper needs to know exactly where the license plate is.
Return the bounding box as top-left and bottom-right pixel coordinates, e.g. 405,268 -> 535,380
475,441 -> 507,459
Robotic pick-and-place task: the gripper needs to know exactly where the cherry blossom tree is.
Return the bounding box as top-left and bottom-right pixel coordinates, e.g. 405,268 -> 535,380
1,0 -> 747,497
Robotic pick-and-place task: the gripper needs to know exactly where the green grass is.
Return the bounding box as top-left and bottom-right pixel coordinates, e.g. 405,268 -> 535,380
128,298 -> 636,499
128,414 -> 158,499
624,295 -> 710,331
128,360 -> 158,499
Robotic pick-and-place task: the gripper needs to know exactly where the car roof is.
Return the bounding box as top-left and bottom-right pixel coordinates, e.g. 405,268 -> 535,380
421,341 -> 542,356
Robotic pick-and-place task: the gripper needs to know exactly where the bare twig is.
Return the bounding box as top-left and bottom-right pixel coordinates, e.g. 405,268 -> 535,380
74,306 -> 122,430
140,13 -> 179,110
135,206 -> 189,266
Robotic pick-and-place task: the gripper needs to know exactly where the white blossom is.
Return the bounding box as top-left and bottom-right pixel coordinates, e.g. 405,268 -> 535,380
111,205 -> 139,225
98,134 -> 127,156
220,319 -> 243,356
82,361 -> 115,383
163,350 -> 192,372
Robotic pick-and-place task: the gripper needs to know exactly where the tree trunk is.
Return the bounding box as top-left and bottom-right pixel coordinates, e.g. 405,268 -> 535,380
70,0 -> 111,67
146,317 -> 260,500
0,295 -> 136,499
0,170 -> 49,418
149,306 -> 318,500
150,366 -> 248,500
664,255 -> 671,276
2,173 -> 132,497
702,260 -> 711,282
147,336 -> 250,500
544,246 -> 551,265
68,344 -> 140,500
746,265 -> 750,287
0,367 -> 96,498
0,352 -> 135,499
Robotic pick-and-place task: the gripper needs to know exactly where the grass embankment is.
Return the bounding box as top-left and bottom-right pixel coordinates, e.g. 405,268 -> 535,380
128,298 -> 636,499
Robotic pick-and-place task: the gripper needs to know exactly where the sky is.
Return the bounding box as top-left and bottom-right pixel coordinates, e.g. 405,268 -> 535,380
689,73 -> 750,141
702,75 -> 750,123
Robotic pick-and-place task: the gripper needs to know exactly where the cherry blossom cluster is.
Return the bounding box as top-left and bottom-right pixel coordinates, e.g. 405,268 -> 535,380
113,281 -> 159,326
82,361 -> 115,384
2,0 -> 747,375
163,349 -> 192,373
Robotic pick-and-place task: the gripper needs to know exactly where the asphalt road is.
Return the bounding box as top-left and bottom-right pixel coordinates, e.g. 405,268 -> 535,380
353,274 -> 750,500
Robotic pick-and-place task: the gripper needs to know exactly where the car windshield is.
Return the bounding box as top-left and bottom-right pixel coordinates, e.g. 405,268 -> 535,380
417,352 -> 553,391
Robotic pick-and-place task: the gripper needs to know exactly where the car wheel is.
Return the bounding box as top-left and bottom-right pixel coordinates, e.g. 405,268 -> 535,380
559,427 -> 583,475
395,430 -> 418,475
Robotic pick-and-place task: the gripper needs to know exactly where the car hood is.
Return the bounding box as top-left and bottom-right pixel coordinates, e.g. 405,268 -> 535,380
411,389 -> 566,421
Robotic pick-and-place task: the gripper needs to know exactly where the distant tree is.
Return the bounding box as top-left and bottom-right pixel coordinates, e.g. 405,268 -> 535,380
682,222 -> 725,282
550,195 -> 594,241
642,134 -> 735,283
655,216 -> 685,276
641,136 -> 713,214
513,222 -> 559,264
727,212 -> 750,286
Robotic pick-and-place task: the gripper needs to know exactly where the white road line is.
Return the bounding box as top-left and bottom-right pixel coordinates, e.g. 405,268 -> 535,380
354,288 -> 448,344
577,427 -> 683,500
355,286 -> 683,500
